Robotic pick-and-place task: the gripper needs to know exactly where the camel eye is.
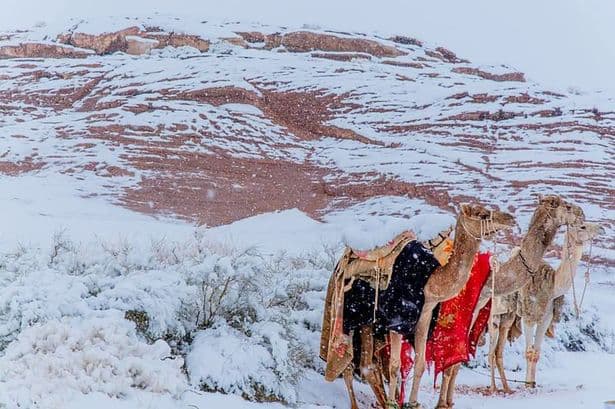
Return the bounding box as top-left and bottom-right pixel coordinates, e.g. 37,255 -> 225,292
580,226 -> 586,230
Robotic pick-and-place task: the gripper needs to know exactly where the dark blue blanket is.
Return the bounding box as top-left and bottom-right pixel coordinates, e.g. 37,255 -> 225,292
343,240 -> 441,341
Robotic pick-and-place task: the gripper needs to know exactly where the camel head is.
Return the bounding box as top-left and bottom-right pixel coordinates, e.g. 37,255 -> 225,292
570,222 -> 605,245
537,195 -> 585,227
460,203 -> 516,239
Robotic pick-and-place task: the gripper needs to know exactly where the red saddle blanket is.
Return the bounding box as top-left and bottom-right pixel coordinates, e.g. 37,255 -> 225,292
426,252 -> 492,380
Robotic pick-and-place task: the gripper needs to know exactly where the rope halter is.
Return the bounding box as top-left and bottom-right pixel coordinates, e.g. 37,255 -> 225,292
460,209 -> 496,241
569,224 -> 595,319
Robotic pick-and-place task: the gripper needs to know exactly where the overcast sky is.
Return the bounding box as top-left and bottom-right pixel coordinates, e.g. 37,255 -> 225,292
2,0 -> 614,95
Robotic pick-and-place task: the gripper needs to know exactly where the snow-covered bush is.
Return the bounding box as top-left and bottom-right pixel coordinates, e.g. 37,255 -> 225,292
187,321 -> 306,403
0,234 -> 334,405
183,248 -> 331,403
556,303 -> 615,353
0,314 -> 186,408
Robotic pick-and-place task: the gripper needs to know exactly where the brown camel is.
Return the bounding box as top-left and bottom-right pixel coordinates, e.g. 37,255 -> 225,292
384,203 -> 515,409
338,229 -> 453,409
327,203 -> 515,409
520,221 -> 604,387
430,195 -> 585,409
322,227 -> 452,409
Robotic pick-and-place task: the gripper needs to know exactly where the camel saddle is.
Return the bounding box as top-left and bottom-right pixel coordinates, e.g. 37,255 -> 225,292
340,231 -> 417,292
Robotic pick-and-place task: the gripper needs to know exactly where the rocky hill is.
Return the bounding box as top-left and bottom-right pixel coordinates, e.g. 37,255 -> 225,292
1,16 -> 613,263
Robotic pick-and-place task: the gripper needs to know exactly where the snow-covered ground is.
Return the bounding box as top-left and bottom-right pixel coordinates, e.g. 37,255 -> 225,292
0,5 -> 613,409
0,203 -> 612,409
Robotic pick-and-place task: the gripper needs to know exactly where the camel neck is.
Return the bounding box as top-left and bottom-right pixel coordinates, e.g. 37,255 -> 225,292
518,210 -> 558,270
554,230 -> 585,295
426,215 -> 481,300
494,208 -> 560,295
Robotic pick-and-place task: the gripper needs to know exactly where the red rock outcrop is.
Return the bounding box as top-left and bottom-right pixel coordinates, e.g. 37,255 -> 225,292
233,30 -> 405,58
281,31 -> 405,57
57,27 -> 210,55
0,159 -> 45,175
0,43 -> 91,58
426,47 -> 469,63
452,67 -> 526,82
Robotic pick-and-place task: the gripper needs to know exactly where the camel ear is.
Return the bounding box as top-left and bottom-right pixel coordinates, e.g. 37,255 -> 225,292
537,194 -> 543,203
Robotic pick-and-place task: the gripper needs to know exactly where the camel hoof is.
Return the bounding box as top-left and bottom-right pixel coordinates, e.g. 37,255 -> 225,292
386,401 -> 400,409
525,381 -> 536,389
402,402 -> 421,409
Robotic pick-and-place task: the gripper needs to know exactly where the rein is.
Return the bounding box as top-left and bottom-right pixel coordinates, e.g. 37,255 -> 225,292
578,240 -> 594,315
518,250 -> 537,277
568,224 -> 594,319
459,210 -> 503,332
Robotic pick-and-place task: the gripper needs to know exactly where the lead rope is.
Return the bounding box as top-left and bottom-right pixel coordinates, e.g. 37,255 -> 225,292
568,225 -> 582,318
487,211 -> 500,342
374,259 -> 381,324
576,239 -> 594,318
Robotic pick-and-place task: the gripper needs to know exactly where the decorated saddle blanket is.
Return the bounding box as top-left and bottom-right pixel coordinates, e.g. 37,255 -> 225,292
320,230 -> 452,382
344,240 -> 441,340
321,241 -> 442,380
426,252 -> 492,379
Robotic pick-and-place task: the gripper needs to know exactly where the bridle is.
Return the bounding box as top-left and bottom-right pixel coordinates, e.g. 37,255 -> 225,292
460,209 -> 497,241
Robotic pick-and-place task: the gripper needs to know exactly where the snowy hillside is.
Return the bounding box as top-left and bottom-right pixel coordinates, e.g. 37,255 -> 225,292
0,13 -> 613,409
1,16 -> 613,262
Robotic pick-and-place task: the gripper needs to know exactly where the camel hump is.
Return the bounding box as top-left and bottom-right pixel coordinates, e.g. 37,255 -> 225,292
352,230 -> 416,261
343,227 -> 454,291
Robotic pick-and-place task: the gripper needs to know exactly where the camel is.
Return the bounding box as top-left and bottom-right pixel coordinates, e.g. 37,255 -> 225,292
483,221 -> 603,393
425,195 -> 585,409
330,203 -> 515,409
520,221 -> 604,388
373,203 -> 512,409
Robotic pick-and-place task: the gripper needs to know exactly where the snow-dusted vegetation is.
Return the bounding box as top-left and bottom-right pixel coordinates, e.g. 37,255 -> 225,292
0,232 -> 335,406
0,230 -> 611,408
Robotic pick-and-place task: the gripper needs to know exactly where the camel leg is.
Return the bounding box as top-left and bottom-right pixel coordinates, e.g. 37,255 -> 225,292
343,365 -> 360,409
528,300 -> 554,388
487,314 -> 500,393
409,302 -> 437,408
523,318 -> 537,388
445,364 -> 461,408
388,331 -> 402,407
360,326 -> 387,408
495,313 -> 515,393
435,367 -> 453,409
